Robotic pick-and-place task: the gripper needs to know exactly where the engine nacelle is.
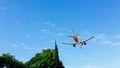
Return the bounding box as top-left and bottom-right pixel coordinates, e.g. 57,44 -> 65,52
73,44 -> 76,47
83,42 -> 86,45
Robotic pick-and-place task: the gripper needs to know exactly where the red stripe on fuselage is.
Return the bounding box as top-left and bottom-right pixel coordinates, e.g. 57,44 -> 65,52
73,36 -> 79,43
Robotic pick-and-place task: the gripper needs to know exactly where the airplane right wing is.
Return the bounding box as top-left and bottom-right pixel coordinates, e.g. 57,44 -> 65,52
83,36 -> 94,42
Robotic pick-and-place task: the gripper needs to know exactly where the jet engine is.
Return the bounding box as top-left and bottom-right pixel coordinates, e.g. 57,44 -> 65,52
83,42 -> 86,45
73,44 -> 76,47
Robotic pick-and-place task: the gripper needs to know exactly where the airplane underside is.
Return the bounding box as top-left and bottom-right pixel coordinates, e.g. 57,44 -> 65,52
72,42 -> 86,47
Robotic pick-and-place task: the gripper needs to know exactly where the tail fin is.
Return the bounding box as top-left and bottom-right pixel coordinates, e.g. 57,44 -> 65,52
71,29 -> 79,36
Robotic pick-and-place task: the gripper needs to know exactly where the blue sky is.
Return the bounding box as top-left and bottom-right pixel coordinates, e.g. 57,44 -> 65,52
0,0 -> 120,68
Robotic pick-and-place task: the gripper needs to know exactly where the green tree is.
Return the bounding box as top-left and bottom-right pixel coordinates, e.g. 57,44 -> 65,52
25,41 -> 65,68
0,53 -> 25,68
54,41 -> 64,68
25,49 -> 55,68
0,41 -> 65,68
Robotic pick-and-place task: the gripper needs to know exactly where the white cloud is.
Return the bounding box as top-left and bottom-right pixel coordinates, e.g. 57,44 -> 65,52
84,64 -> 104,68
25,47 -> 36,50
24,47 -> 43,52
45,22 -> 56,27
57,32 -> 66,36
42,46 -> 53,50
84,64 -> 95,68
11,43 -> 26,48
41,29 -> 50,34
12,44 -> 19,47
92,33 -> 120,47
24,46 -> 52,52
65,65 -> 73,68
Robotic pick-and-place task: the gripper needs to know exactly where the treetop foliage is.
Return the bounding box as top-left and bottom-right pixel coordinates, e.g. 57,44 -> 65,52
0,41 -> 65,68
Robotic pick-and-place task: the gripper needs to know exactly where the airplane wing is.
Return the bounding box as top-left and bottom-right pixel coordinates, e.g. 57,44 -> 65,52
83,36 -> 94,42
62,42 -> 76,45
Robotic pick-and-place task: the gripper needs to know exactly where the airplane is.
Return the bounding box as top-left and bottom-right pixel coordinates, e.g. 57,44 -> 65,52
62,30 -> 94,48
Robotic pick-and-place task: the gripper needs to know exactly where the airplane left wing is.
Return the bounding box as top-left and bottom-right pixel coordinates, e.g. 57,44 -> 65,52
62,42 -> 77,47
83,36 -> 94,42
62,42 -> 76,45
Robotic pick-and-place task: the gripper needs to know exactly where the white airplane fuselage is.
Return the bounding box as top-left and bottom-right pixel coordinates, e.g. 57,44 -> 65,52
72,36 -> 83,46
62,30 -> 94,48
